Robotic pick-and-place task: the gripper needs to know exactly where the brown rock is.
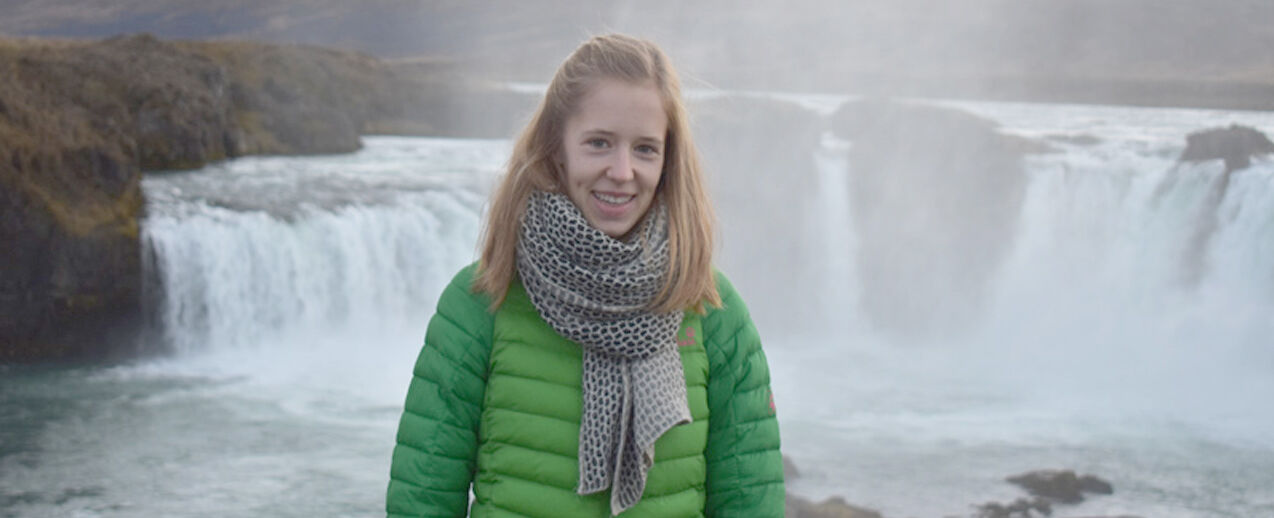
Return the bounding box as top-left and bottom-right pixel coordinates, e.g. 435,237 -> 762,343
787,494 -> 883,518
1179,124 -> 1274,172
1006,470 -> 1114,504
784,455 -> 801,480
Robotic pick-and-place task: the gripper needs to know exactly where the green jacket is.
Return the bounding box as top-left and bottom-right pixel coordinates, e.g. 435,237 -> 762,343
386,264 -> 784,517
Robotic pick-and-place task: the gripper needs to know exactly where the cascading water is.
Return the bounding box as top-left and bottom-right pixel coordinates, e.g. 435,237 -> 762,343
773,100 -> 1274,518
141,137 -> 501,359
144,186 -> 481,354
811,132 -> 861,330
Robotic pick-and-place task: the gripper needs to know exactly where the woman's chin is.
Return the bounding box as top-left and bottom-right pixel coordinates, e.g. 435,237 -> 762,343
586,203 -> 641,238
594,220 -> 637,239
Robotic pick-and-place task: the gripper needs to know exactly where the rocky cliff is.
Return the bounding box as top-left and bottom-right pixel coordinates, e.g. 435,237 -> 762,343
0,34 -> 535,362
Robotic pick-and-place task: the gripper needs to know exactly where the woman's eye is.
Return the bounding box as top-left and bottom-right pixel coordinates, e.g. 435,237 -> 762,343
635,144 -> 660,156
586,138 -> 610,149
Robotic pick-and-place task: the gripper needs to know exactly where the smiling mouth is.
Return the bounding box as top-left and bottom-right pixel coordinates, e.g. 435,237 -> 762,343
593,192 -> 636,205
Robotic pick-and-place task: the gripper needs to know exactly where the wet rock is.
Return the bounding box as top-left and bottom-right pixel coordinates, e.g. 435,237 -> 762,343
1005,470 -> 1114,504
786,494 -> 883,518
973,497 -> 1052,518
784,455 -> 801,480
1179,124 -> 1274,172
1077,474 -> 1114,495
1047,134 -> 1102,146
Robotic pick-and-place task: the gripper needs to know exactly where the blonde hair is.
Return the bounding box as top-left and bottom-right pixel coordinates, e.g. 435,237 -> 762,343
475,33 -> 720,313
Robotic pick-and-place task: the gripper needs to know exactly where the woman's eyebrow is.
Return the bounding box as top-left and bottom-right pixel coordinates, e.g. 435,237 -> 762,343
580,129 -> 663,143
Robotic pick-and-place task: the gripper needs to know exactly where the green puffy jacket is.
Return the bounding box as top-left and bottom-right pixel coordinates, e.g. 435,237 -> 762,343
386,264 -> 784,517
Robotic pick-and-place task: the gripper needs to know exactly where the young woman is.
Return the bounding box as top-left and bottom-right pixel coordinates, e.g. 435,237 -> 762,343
386,34 -> 784,517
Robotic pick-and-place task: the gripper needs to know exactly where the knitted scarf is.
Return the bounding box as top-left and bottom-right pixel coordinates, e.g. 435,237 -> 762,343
516,191 -> 691,515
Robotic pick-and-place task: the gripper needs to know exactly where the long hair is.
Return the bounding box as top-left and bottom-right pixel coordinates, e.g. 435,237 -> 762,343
475,33 -> 720,313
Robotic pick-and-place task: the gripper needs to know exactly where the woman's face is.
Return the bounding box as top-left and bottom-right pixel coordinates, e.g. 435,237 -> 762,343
560,78 -> 667,239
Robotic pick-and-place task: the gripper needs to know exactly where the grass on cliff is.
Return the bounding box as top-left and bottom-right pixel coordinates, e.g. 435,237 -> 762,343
0,41 -> 141,239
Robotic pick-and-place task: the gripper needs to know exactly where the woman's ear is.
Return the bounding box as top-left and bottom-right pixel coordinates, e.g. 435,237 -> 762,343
543,156 -> 564,191
551,153 -> 567,187
554,149 -> 566,172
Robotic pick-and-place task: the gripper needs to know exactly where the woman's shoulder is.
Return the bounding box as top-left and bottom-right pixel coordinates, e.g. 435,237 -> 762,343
701,270 -> 755,344
707,269 -> 749,314
447,262 -> 481,292
435,262 -> 495,318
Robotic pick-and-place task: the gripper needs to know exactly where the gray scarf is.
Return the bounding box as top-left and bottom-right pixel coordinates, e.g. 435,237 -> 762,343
516,191 -> 690,515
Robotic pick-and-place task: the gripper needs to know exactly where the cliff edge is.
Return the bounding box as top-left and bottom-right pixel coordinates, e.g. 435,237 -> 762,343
0,34 -> 533,362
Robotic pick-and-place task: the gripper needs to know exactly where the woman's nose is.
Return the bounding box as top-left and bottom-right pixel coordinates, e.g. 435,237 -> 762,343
606,151 -> 635,181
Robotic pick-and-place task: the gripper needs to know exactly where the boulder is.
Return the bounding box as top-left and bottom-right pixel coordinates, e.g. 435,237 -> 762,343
973,497 -> 1052,518
786,495 -> 883,518
1006,470 -> 1114,504
784,455 -> 801,480
1179,124 -> 1274,172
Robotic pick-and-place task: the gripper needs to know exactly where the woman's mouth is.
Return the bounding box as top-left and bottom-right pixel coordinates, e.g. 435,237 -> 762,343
593,191 -> 636,205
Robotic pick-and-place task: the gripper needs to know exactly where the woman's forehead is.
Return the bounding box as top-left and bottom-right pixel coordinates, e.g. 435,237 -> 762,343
567,79 -> 667,135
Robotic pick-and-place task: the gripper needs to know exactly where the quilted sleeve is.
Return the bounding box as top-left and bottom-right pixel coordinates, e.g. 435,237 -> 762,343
387,265 -> 494,517
703,273 -> 785,518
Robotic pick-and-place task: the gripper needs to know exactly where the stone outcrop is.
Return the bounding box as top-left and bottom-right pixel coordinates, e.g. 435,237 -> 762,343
973,497 -> 1052,518
786,495 -> 883,518
784,455 -> 802,480
0,34 -> 535,362
780,458 -> 1132,518
828,99 -> 1043,340
1,38 -> 148,361
781,456 -> 882,517
1179,123 -> 1274,172
1005,469 -> 1114,504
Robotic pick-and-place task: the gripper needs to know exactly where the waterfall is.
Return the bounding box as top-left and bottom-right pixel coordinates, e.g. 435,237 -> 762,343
987,144 -> 1274,345
811,131 -> 861,333
139,137 -> 503,369
144,192 -> 480,353
974,147 -> 1274,422
770,105 -> 1274,518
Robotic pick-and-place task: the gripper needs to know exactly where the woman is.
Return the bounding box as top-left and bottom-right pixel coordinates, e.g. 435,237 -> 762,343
386,34 -> 784,517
